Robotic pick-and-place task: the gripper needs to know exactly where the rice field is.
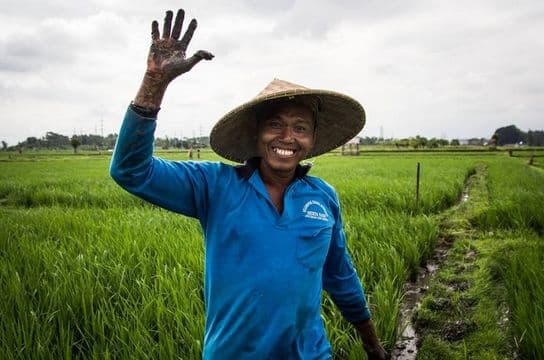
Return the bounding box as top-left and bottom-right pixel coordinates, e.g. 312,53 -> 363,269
0,150 -> 542,359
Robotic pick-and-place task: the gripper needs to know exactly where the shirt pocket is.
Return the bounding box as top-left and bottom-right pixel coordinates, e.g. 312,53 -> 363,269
296,226 -> 333,270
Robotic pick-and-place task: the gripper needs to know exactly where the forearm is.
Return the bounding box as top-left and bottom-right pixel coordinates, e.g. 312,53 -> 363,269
110,105 -> 215,217
355,319 -> 389,360
324,271 -> 371,323
323,224 -> 371,323
110,106 -> 157,188
323,242 -> 388,359
354,318 -> 379,344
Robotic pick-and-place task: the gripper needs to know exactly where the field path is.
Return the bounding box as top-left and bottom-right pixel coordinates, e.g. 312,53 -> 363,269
391,164 -> 487,359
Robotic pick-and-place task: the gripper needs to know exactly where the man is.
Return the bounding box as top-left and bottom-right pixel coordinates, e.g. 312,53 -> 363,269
110,8 -> 388,360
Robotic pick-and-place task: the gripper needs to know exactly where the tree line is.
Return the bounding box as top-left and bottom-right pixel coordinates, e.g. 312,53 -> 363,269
3,132 -> 119,152
2,132 -> 210,152
2,125 -> 542,152
359,136 -> 483,148
492,125 -> 544,146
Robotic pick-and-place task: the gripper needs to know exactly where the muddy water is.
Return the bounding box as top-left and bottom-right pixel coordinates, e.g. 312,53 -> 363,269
462,188 -> 469,202
390,262 -> 442,359
390,187 -> 470,359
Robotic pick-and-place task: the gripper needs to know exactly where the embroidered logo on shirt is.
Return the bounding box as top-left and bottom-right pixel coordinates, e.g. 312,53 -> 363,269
302,200 -> 329,222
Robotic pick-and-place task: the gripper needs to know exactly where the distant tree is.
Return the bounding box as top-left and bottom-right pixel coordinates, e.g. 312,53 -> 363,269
163,136 -> 171,150
70,135 -> 81,153
427,138 -> 439,148
489,134 -> 498,146
1,140 -> 7,151
527,130 -> 544,146
409,135 -> 428,149
24,136 -> 41,149
360,136 -> 379,145
46,132 -> 70,149
468,138 -> 486,146
450,139 -> 460,146
426,138 -> 449,148
493,125 -> 526,146
438,139 -> 449,146
419,136 -> 428,148
181,138 -> 191,149
104,133 -> 118,149
394,139 -> 408,148
154,136 -> 172,150
77,134 -> 103,148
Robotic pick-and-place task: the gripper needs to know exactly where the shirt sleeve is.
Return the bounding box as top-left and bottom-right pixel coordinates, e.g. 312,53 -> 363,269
322,193 -> 371,324
109,105 -> 221,222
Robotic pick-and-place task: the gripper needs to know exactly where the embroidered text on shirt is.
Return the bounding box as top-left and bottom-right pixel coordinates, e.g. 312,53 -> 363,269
302,200 -> 329,222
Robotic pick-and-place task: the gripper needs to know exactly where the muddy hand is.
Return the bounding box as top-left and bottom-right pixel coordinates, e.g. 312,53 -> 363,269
364,344 -> 389,360
356,319 -> 390,360
147,9 -> 214,82
134,8 -> 214,109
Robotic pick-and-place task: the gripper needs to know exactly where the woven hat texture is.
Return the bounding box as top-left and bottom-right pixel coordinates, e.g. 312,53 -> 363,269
210,79 -> 365,163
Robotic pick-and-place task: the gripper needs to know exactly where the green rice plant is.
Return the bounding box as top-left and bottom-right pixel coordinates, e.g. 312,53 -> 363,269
0,152 -> 488,358
0,207 -> 205,359
313,154 -> 473,215
0,152 -> 221,209
474,158 -> 544,234
487,233 -> 544,358
461,156 -> 544,359
310,154 -> 475,356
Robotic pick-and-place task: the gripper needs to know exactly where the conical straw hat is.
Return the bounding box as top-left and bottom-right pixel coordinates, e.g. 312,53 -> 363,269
210,79 -> 365,163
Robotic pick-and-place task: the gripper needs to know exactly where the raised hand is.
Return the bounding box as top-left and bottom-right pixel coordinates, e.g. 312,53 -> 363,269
134,9 -> 214,109
148,9 -> 214,80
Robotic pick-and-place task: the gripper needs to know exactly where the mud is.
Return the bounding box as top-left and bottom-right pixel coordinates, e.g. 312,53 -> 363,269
390,245 -> 443,359
390,182 -> 472,359
441,319 -> 475,341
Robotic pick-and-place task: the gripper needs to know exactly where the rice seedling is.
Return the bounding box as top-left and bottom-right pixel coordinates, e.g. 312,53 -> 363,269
1,151 -> 540,358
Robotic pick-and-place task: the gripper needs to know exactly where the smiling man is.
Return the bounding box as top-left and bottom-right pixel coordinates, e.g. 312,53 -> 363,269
110,8 -> 387,360
256,101 -> 316,212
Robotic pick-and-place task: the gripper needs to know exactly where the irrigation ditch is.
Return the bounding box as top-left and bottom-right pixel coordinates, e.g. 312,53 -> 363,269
390,164 -> 491,359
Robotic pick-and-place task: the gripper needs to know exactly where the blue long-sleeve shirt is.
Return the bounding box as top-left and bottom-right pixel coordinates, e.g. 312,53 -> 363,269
110,106 -> 371,359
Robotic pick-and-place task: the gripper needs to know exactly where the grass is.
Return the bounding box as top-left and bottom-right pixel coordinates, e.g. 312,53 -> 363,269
415,157 -> 544,359
486,232 -> 544,358
0,206 -> 205,359
0,151 -> 542,358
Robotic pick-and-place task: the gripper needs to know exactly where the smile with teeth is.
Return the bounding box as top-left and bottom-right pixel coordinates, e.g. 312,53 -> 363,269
272,147 -> 296,157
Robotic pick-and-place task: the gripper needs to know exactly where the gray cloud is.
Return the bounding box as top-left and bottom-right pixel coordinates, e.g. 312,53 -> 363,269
1,0 -> 543,146
0,10 -> 130,74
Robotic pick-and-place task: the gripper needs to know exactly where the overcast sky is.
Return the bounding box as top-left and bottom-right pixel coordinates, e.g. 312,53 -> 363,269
1,0 -> 543,146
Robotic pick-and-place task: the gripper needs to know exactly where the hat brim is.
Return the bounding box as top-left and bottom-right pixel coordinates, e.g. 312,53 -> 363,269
210,88 -> 365,163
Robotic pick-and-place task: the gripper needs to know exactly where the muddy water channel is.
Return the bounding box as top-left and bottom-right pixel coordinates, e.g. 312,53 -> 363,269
390,187 -> 470,359
390,249 -> 446,358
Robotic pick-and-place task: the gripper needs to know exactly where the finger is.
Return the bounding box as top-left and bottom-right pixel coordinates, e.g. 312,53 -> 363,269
194,50 -> 215,61
151,20 -> 160,40
179,19 -> 197,50
162,10 -> 173,39
171,9 -> 185,40
185,50 -> 214,70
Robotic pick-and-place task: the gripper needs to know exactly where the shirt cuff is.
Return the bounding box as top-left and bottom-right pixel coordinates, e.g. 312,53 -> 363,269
129,102 -> 160,118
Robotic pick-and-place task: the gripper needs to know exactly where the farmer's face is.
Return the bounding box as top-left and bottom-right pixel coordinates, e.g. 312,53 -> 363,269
257,103 -> 315,174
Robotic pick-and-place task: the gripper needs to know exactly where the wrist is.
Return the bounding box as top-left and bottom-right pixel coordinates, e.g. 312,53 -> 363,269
130,101 -> 160,118
355,319 -> 379,344
144,69 -> 169,86
133,71 -> 169,109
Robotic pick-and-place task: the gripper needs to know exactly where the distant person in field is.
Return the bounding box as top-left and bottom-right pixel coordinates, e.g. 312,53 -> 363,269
110,8 -> 388,360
